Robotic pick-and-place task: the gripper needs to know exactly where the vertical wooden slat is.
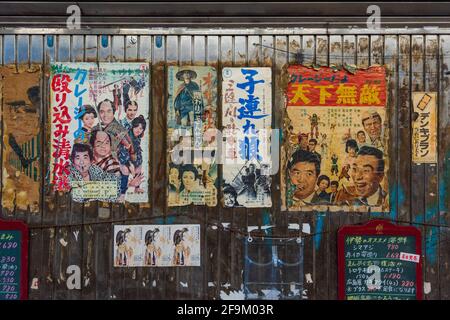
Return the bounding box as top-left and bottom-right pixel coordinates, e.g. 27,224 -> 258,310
85,35 -> 98,62
357,35 -> 369,68
410,36 -> 426,296
135,35 -> 153,300
3,35 -> 15,65
229,34 -> 246,295
423,34 -> 440,300
398,35 -> 411,223
313,35 -> 329,300
438,35 -> 450,300
27,33 -> 44,300
149,34 -> 168,299
109,34 -> 126,299
328,34 -> 343,300
218,35 -> 233,299
192,34 -> 208,299
204,35 -> 219,299
300,34 -> 315,300
41,33 -> 56,300
384,35 -> 399,224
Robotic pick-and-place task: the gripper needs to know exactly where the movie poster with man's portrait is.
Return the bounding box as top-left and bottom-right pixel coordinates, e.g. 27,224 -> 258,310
50,62 -> 150,203
221,67 -> 272,208
282,65 -> 389,212
167,66 -> 218,207
113,224 -> 200,267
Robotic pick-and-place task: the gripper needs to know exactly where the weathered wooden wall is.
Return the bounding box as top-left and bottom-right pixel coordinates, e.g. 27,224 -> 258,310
0,30 -> 449,299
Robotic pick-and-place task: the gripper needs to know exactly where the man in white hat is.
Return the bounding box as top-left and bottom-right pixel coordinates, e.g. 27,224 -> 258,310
361,110 -> 384,151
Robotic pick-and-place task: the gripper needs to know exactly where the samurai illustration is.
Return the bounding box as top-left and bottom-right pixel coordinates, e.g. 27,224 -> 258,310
144,228 -> 161,266
173,227 -> 190,266
174,69 -> 204,127
115,228 -> 132,266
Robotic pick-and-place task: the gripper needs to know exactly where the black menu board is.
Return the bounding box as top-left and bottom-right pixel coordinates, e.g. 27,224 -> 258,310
338,220 -> 422,300
0,220 -> 28,300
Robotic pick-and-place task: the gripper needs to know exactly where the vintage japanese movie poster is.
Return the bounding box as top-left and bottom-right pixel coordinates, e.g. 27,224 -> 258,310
412,92 -> 437,163
113,224 -> 201,267
282,65 -> 389,212
167,66 -> 218,207
221,67 -> 272,208
50,63 -> 150,203
1,65 -> 42,213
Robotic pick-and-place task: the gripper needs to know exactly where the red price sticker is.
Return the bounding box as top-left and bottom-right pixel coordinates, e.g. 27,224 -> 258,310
400,252 -> 420,263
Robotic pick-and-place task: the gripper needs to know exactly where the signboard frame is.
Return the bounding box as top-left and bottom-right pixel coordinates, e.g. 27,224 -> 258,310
337,219 -> 423,300
0,219 -> 29,300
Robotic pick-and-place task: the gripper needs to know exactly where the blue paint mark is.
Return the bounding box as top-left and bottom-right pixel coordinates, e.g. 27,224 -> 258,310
370,211 -> 382,218
154,218 -> 164,224
262,209 -> 271,236
438,150 -> 450,223
165,216 -> 175,224
47,35 -> 54,48
426,226 -> 439,265
314,213 -> 326,249
101,35 -> 109,48
389,184 -> 405,220
425,204 -> 439,265
155,36 -> 163,48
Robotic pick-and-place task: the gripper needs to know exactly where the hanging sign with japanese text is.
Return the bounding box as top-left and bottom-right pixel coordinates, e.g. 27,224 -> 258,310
0,220 -> 29,300
338,219 -> 422,300
282,65 -> 389,212
412,92 -> 437,164
221,67 -> 272,208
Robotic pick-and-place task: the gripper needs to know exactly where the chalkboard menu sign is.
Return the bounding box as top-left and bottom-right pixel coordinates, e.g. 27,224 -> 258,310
0,220 -> 28,300
338,219 -> 422,300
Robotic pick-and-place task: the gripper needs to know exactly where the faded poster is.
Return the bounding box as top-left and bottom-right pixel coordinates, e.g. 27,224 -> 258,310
167,66 -> 218,207
113,224 -> 201,267
1,65 -> 41,213
282,65 -> 389,212
49,63 -> 150,203
412,92 -> 437,164
221,67 -> 272,208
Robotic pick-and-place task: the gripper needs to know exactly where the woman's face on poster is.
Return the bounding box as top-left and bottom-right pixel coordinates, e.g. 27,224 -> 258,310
93,131 -> 112,159
348,147 -> 357,157
99,101 -> 115,125
182,171 -> 196,191
82,113 -> 96,130
318,179 -> 329,191
73,151 -> 92,176
133,123 -> 144,137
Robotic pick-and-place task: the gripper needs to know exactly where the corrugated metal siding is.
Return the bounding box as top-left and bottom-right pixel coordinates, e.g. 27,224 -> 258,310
0,30 -> 449,299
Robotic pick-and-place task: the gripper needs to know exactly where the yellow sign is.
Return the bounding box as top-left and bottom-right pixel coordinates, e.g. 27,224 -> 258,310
412,92 -> 437,164
71,181 -> 119,200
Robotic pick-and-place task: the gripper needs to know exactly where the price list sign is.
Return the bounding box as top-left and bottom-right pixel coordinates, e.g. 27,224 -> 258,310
338,220 -> 422,300
0,220 -> 28,300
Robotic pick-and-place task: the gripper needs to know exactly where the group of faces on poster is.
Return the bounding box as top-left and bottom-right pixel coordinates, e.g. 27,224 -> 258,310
287,109 -> 387,207
68,82 -> 147,201
69,70 -> 387,208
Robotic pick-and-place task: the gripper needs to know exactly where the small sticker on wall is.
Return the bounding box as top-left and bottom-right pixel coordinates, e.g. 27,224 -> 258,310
399,252 -> 420,263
